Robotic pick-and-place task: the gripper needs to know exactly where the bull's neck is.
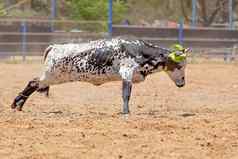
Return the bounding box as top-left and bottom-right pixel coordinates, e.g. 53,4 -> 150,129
141,40 -> 170,58
139,41 -> 171,76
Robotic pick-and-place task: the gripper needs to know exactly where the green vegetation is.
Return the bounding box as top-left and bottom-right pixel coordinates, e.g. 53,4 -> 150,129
0,2 -> 6,16
67,0 -> 128,31
69,0 -> 127,23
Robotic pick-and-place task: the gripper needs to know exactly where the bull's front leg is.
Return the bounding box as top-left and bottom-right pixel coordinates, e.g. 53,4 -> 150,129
122,80 -> 132,114
119,58 -> 138,114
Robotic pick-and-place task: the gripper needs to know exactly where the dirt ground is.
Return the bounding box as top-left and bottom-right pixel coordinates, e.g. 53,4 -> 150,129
0,62 -> 238,159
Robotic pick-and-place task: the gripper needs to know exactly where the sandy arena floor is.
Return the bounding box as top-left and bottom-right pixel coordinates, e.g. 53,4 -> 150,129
0,62 -> 238,159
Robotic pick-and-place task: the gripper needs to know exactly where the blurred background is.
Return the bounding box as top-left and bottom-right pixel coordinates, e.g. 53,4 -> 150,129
0,0 -> 238,62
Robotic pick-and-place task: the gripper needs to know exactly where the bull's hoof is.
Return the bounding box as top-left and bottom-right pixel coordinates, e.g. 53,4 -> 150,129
11,96 -> 26,111
119,112 -> 130,120
16,105 -> 23,111
122,110 -> 130,115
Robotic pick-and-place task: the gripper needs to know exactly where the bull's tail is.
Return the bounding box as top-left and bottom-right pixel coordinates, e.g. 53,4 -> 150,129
41,46 -> 53,96
43,45 -> 53,62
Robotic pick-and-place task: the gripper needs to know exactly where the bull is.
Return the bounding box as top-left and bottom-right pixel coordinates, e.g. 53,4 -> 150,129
11,37 -> 189,114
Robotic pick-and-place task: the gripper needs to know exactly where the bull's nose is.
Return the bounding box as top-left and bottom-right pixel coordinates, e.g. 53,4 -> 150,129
176,83 -> 185,88
176,78 -> 185,88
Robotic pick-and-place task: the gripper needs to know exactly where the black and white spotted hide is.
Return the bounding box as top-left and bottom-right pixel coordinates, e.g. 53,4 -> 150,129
11,37 -> 187,114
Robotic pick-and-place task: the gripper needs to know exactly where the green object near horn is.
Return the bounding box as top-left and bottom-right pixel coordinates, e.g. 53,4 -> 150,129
168,44 -> 187,63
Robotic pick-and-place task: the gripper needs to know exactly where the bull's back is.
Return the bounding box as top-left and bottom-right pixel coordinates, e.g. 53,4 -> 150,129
42,42 -> 121,85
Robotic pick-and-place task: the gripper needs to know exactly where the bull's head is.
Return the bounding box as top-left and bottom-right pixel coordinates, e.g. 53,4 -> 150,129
165,44 -> 190,88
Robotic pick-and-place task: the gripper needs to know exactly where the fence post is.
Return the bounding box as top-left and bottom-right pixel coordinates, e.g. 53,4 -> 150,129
192,0 -> 197,27
178,18 -> 184,45
20,20 -> 27,62
231,45 -> 237,60
229,0 -> 234,29
50,0 -> 56,32
108,0 -> 113,36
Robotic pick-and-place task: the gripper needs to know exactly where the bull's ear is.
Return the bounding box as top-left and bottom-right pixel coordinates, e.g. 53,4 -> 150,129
171,44 -> 184,51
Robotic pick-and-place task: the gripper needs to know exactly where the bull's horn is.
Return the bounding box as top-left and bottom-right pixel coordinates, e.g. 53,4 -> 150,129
184,48 -> 191,53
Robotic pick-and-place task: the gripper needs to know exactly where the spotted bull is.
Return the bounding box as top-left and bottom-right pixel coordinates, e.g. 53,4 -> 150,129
11,37 -> 189,114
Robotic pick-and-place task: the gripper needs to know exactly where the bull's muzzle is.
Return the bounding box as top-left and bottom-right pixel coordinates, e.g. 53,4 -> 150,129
175,77 -> 185,88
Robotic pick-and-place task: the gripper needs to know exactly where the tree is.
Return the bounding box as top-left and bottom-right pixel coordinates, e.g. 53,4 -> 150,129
69,0 -> 128,23
0,1 -> 6,16
180,0 -> 238,27
125,0 -> 183,24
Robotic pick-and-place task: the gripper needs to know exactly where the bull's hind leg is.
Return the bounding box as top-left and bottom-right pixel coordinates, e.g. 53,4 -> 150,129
11,78 -> 41,111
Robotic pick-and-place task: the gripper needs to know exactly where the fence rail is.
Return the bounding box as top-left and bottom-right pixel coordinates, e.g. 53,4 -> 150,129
112,25 -> 238,60
0,32 -> 103,56
0,19 -> 106,58
112,25 -> 238,49
0,21 -> 238,60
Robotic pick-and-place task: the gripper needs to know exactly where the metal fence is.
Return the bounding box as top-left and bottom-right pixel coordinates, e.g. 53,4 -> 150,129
0,19 -> 238,61
112,25 -> 238,60
0,19 -> 105,60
